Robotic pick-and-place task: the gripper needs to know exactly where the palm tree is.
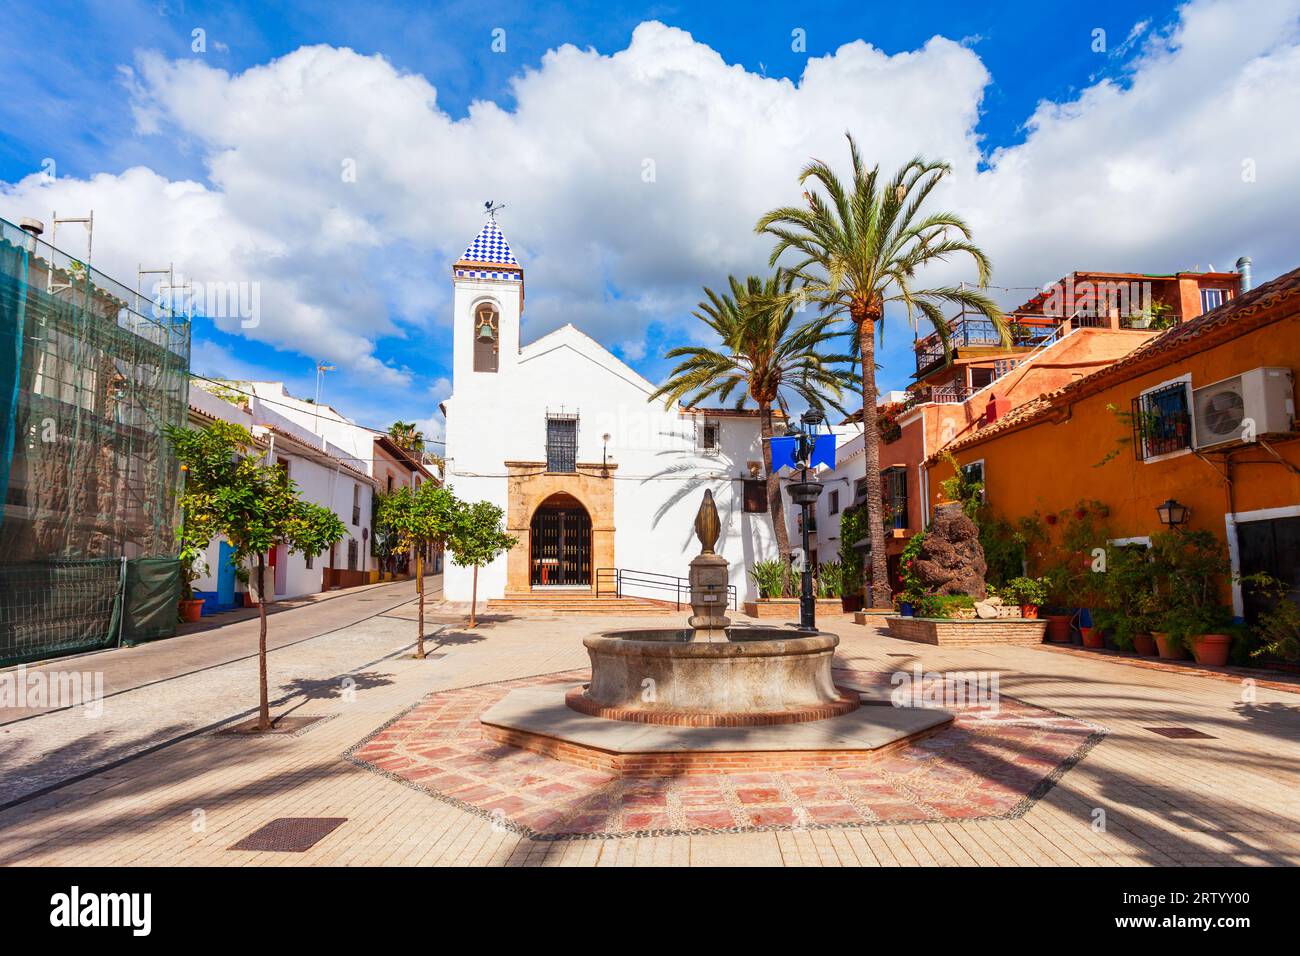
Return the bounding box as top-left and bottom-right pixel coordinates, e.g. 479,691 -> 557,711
651,271 -> 858,589
756,134 -> 1006,609
388,420 -> 424,454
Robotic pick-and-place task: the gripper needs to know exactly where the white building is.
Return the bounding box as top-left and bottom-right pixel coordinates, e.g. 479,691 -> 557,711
441,217 -> 781,605
187,384 -> 378,604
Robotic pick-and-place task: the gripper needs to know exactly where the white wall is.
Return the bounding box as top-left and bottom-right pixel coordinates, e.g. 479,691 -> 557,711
443,276 -> 780,603
187,385 -> 375,600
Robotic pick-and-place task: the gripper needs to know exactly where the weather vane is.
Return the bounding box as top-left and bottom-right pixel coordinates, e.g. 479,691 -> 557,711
484,200 -> 505,219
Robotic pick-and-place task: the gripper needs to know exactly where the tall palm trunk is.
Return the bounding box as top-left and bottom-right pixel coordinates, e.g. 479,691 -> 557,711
760,405 -> 793,594
256,553 -> 270,731
415,547 -> 426,659
857,315 -> 891,609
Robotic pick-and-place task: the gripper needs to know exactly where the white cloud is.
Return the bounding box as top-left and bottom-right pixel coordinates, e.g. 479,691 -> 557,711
2,0 -> 1298,396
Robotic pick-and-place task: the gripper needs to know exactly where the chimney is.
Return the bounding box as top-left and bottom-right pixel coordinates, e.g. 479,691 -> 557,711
984,393 -> 1011,424
18,218 -> 44,252
1236,256 -> 1252,293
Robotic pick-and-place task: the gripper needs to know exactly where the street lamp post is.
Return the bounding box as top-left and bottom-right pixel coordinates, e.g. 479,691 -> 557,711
786,410 -> 827,632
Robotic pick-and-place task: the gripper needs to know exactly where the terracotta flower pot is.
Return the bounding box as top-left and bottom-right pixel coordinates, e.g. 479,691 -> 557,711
179,598 -> 205,623
1191,633 -> 1232,667
1019,604 -> 1039,619
1132,633 -> 1158,656
1045,614 -> 1072,643
1080,626 -> 1105,649
1152,631 -> 1187,661
242,592 -> 258,608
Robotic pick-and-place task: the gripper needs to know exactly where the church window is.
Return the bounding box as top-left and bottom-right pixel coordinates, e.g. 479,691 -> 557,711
473,303 -> 499,373
698,418 -> 720,455
546,412 -> 579,473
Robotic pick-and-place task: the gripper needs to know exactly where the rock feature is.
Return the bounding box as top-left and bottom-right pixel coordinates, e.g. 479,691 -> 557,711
912,505 -> 988,597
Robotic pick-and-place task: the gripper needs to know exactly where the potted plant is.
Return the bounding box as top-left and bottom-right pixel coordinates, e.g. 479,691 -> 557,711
1150,529 -> 1233,665
749,558 -> 789,600
1000,576 -> 1047,618
1246,573 -> 1300,665
178,540 -> 206,623
816,560 -> 843,600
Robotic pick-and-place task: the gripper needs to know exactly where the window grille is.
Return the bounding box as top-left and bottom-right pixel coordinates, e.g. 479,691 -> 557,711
1132,383 -> 1192,460
546,412 -> 578,473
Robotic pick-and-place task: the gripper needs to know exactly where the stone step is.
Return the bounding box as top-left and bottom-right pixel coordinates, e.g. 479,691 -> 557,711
486,595 -> 676,615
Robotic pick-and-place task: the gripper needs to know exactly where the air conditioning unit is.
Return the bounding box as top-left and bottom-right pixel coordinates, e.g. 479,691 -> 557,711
1192,367 -> 1295,449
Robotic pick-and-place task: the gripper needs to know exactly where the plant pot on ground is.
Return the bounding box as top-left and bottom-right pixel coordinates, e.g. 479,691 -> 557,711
1044,613 -> 1072,643
1190,633 -> 1232,667
1132,633 -> 1158,656
1080,626 -> 1105,649
1152,631 -> 1187,661
179,598 -> 205,623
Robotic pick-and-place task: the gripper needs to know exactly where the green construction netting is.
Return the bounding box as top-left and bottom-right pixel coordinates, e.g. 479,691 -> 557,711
0,216 -> 190,664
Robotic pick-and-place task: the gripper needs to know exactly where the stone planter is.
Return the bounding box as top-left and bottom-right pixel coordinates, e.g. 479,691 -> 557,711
743,597 -> 844,619
886,615 -> 1047,647
1191,633 -> 1232,667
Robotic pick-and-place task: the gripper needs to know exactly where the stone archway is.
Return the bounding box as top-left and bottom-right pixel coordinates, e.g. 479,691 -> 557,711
529,493 -> 592,586
504,461 -> 615,594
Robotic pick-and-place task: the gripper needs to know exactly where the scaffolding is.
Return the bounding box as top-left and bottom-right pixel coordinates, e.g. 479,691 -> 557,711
0,216 -> 191,664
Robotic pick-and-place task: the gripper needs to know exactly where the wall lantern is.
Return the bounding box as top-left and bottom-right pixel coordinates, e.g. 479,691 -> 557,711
1156,498 -> 1191,527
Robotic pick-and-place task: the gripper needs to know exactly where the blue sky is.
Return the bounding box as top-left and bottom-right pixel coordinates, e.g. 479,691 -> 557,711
2,0 -> 1295,440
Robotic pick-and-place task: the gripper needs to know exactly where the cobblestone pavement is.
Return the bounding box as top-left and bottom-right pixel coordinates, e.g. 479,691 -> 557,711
1,602 -> 1299,866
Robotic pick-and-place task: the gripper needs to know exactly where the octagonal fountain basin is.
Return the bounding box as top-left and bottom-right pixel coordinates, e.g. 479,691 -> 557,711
570,627 -> 861,726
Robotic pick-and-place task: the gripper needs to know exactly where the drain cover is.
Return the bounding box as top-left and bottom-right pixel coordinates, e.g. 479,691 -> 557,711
1145,727 -> 1216,739
230,817 -> 347,852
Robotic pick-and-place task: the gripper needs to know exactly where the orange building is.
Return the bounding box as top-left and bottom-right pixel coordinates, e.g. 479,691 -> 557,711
922,267 -> 1300,615
860,268 -> 1243,590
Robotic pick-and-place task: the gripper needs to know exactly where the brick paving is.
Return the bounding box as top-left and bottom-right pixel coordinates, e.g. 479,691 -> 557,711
0,598 -> 1298,866
349,669 -> 1103,838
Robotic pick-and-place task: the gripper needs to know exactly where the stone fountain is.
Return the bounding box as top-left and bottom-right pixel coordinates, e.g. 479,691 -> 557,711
479,490 -> 953,774
573,490 -> 858,725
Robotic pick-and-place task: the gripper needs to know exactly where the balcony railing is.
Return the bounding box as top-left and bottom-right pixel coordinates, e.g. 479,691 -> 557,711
910,383 -> 972,405
914,313 -> 1060,374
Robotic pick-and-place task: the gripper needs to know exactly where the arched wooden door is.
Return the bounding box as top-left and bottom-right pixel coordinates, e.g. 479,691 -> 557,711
530,493 -> 592,586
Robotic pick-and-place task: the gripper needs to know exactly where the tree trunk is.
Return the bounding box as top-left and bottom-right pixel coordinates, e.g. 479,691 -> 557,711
761,404 -> 793,595
415,547 -> 425,659
858,318 -> 892,609
256,553 -> 270,731
469,565 -> 479,628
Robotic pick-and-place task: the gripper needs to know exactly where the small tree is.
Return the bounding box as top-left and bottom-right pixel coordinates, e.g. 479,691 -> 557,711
377,482 -> 458,657
447,499 -> 517,628
169,421 -> 347,731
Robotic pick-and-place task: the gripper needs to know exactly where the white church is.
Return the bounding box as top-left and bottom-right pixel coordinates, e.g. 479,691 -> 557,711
441,217 -> 782,606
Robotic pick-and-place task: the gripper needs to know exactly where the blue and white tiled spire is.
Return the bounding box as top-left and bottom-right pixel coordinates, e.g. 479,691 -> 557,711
453,217 -> 523,284
460,219 -> 518,266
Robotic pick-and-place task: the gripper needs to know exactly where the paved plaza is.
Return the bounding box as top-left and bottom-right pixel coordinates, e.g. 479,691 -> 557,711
2,580 -> 1299,866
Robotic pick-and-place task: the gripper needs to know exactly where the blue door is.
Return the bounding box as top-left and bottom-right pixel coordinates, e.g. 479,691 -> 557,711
216,540 -> 236,609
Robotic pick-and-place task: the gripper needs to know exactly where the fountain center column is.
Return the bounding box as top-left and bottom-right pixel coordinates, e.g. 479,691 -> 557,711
688,489 -> 731,641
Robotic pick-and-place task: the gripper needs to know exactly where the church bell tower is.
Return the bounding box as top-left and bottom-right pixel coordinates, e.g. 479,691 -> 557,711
451,210 -> 523,381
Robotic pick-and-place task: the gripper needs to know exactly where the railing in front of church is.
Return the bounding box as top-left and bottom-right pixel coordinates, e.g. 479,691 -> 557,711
595,567 -> 738,611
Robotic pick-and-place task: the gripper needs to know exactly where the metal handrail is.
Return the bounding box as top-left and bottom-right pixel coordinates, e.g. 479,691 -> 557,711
595,567 -> 738,611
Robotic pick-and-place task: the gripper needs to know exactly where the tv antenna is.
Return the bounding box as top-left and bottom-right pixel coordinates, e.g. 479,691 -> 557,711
484,200 -> 505,220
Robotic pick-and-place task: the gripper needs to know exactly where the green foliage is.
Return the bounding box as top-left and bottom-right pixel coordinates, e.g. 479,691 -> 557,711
913,594 -> 976,619
749,558 -> 790,599
1090,544 -> 1162,650
899,530 -> 928,601
377,483 -> 458,555
816,560 -> 843,598
838,506 -> 870,594
447,499 -> 517,570
1146,529 -> 1232,650
938,452 -> 983,520
387,421 -> 425,453
1000,576 -> 1047,607
168,421 -> 347,570
1242,573 -> 1300,663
